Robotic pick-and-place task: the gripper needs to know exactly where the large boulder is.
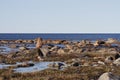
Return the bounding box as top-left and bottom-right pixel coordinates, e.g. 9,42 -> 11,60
98,72 -> 120,80
40,48 -> 49,57
36,37 -> 42,48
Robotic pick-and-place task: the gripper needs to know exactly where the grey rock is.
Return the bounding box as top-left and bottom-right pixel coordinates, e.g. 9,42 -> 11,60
40,48 -> 49,57
98,72 -> 120,80
19,47 -> 28,50
105,56 -> 114,63
113,58 -> 120,66
48,62 -> 65,69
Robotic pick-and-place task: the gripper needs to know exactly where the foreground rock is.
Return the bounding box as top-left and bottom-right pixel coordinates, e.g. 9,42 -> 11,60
98,72 -> 120,80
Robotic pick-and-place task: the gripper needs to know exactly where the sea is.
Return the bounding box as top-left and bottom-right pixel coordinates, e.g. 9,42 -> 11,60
0,33 -> 120,41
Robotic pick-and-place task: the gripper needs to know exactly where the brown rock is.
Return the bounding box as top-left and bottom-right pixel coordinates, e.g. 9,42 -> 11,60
9,44 -> 18,48
36,38 -> 43,48
106,38 -> 118,44
57,49 -> 66,55
15,39 -> 23,43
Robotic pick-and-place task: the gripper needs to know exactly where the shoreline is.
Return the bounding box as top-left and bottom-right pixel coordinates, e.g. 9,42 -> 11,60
0,38 -> 120,79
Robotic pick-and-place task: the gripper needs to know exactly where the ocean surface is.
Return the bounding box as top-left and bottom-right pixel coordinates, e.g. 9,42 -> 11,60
0,33 -> 120,41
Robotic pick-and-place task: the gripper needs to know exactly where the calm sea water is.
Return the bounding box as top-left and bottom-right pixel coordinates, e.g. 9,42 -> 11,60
0,33 -> 120,41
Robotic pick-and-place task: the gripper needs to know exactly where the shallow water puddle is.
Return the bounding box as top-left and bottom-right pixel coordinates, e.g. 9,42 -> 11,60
0,61 -> 64,73
13,62 -> 53,73
0,63 -> 14,69
0,46 -> 19,54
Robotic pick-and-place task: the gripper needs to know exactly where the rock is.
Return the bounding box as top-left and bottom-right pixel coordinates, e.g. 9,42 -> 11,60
115,53 -> 120,59
65,58 -> 80,64
0,77 -> 3,80
24,50 -> 30,54
48,62 -> 65,69
37,56 -> 44,61
83,62 -> 89,66
98,61 -> 105,65
52,40 -> 62,44
93,40 -> 105,47
9,44 -> 18,48
46,39 -> 52,44
71,62 -> 80,67
40,48 -> 49,57
57,49 -> 66,55
17,62 -> 34,67
36,48 -> 44,57
15,39 -> 23,43
36,37 -> 42,48
50,46 -> 59,51
27,40 -> 34,43
113,58 -> 120,66
42,40 -> 47,44
47,44 -> 54,48
22,40 -> 27,43
78,40 -> 91,47
62,40 -> 69,44
106,38 -> 118,44
75,48 -> 83,53
98,72 -> 120,80
19,47 -> 28,50
1,40 -> 8,44
66,44 -> 73,49
105,56 -> 114,63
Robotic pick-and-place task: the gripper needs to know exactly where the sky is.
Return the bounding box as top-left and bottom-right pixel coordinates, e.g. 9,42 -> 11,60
0,0 -> 120,33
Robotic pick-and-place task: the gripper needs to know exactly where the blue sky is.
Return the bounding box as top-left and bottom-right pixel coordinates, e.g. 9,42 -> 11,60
0,0 -> 120,33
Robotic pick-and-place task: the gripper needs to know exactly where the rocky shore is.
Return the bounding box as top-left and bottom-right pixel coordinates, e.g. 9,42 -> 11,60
0,38 -> 120,80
